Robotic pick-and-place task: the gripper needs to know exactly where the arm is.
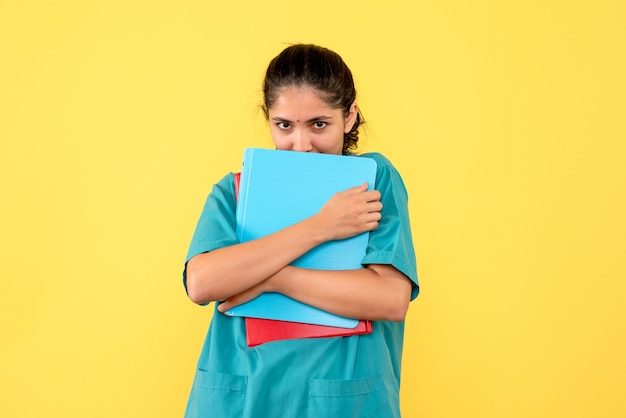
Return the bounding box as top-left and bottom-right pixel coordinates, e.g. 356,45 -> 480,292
186,216 -> 325,304
186,183 -> 382,305
214,155 -> 418,321
217,263 -> 412,322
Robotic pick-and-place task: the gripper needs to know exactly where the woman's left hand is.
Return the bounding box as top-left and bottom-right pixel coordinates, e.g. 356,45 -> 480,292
217,279 -> 271,313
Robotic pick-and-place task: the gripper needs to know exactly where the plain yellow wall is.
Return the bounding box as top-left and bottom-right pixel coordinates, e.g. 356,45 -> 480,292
1,1 -> 625,417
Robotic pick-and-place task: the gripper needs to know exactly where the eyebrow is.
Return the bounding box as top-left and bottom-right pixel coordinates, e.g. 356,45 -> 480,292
271,115 -> 334,124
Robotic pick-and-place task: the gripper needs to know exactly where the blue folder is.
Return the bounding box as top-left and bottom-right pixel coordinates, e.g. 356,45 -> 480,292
223,148 -> 377,328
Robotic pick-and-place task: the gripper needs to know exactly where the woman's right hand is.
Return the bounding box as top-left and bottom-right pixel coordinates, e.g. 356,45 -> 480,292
313,183 -> 382,241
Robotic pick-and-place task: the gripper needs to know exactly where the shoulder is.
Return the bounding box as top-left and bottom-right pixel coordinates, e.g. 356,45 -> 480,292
210,172 -> 237,196
215,172 -> 236,188
355,152 -> 395,170
354,152 -> 403,181
356,152 -> 407,193
201,172 -> 237,210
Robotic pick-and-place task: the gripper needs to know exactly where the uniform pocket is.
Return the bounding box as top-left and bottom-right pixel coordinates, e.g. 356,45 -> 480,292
185,369 -> 247,418
307,375 -> 398,418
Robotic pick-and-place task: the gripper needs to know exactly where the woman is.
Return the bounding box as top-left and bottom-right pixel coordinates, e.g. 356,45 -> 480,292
183,44 -> 419,418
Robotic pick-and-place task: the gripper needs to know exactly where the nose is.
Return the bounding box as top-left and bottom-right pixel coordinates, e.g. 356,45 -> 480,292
292,129 -> 313,152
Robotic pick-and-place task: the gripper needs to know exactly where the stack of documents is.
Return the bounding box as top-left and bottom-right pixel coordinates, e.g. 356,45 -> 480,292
224,148 -> 377,346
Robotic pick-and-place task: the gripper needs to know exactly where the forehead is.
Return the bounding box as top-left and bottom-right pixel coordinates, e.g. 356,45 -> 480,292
269,86 -> 336,112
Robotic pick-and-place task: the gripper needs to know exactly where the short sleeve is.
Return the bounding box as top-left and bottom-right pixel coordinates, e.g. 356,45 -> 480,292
182,173 -> 239,294
359,153 -> 419,300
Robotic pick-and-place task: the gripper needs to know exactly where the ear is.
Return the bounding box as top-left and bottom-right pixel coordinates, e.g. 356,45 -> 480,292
343,102 -> 359,134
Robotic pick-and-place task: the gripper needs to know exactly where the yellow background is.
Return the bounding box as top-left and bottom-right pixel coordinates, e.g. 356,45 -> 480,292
1,1 -> 625,417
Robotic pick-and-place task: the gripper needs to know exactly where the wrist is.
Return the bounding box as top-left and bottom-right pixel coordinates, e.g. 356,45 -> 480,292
302,214 -> 332,244
267,266 -> 293,294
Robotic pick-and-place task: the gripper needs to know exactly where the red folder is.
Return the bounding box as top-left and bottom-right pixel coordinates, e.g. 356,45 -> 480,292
234,172 -> 372,347
246,318 -> 372,347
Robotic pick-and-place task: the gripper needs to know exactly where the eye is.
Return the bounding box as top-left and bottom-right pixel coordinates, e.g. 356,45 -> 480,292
312,121 -> 327,129
277,122 -> 291,130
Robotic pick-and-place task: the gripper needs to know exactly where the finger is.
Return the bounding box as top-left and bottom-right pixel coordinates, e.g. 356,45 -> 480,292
359,210 -> 382,223
217,301 -> 230,312
362,219 -> 380,231
362,189 -> 381,202
344,183 -> 369,194
362,201 -> 383,214
218,293 -> 247,312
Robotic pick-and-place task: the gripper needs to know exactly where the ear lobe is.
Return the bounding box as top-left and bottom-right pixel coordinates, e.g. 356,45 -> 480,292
344,102 -> 359,134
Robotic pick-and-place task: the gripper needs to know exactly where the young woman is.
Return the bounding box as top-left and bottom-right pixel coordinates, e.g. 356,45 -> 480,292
183,44 -> 419,418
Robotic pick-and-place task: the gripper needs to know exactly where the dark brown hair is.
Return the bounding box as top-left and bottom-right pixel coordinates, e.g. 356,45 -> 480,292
262,44 -> 363,154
